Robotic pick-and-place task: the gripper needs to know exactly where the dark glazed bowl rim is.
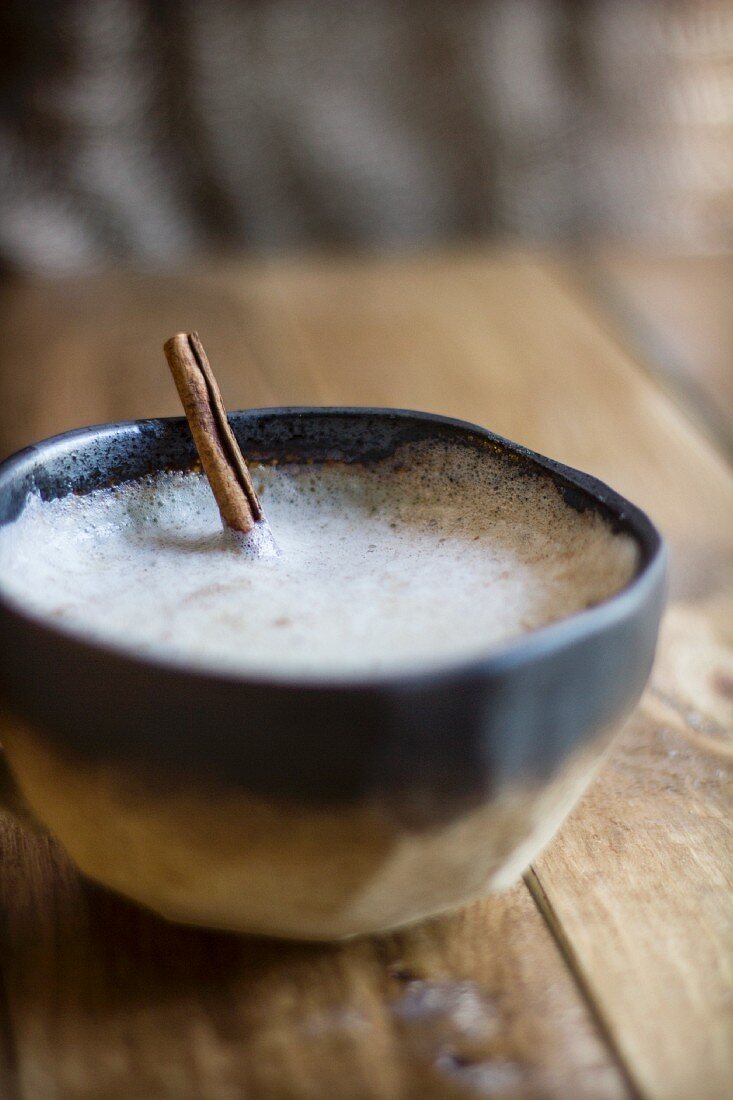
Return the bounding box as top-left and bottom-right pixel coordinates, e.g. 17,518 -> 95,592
0,407 -> 666,692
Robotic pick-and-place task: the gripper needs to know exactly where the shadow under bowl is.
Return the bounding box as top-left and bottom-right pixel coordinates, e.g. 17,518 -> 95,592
0,409 -> 665,939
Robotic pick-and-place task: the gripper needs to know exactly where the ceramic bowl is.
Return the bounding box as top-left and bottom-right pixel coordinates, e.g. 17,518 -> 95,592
0,409 -> 665,938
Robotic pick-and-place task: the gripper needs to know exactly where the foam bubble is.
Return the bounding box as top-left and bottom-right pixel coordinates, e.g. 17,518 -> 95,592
0,441 -> 639,678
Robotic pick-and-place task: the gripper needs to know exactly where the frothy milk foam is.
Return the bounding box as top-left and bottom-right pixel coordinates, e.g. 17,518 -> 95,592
0,440 -> 638,678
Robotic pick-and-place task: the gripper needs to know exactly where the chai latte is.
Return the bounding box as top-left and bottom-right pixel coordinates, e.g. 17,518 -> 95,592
0,440 -> 638,678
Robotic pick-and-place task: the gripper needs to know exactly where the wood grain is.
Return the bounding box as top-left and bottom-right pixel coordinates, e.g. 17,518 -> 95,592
0,248 -> 730,1098
0,810 -> 626,1100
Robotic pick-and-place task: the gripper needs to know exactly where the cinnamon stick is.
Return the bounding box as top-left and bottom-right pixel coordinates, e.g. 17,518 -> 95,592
163,332 -> 263,534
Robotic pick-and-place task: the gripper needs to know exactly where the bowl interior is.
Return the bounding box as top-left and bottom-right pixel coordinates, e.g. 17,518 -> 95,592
0,408 -> 659,562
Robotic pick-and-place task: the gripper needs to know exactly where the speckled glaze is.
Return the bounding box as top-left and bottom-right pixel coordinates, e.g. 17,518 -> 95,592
0,410 -> 666,938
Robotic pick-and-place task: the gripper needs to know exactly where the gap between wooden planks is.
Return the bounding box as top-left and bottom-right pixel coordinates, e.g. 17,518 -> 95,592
0,249 -> 730,1098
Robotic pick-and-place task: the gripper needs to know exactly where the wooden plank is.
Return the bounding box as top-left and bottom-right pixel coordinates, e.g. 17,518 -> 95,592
530,698 -> 733,1100
586,249 -> 733,457
203,249 -> 733,1098
0,810 -> 625,1100
0,258 -> 631,1098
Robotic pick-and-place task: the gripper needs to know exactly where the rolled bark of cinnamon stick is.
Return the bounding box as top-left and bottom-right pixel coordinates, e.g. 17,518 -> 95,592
163,332 -> 263,534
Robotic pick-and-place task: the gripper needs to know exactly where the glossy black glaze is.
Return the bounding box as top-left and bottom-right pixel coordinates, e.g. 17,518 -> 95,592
0,410 -> 666,825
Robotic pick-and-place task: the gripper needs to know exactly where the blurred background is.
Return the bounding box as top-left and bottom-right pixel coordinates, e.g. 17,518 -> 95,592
1,0 -> 731,270
0,0 -> 731,460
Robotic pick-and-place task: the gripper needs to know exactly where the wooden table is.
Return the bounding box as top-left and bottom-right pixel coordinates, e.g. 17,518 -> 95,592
0,248 -> 731,1100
